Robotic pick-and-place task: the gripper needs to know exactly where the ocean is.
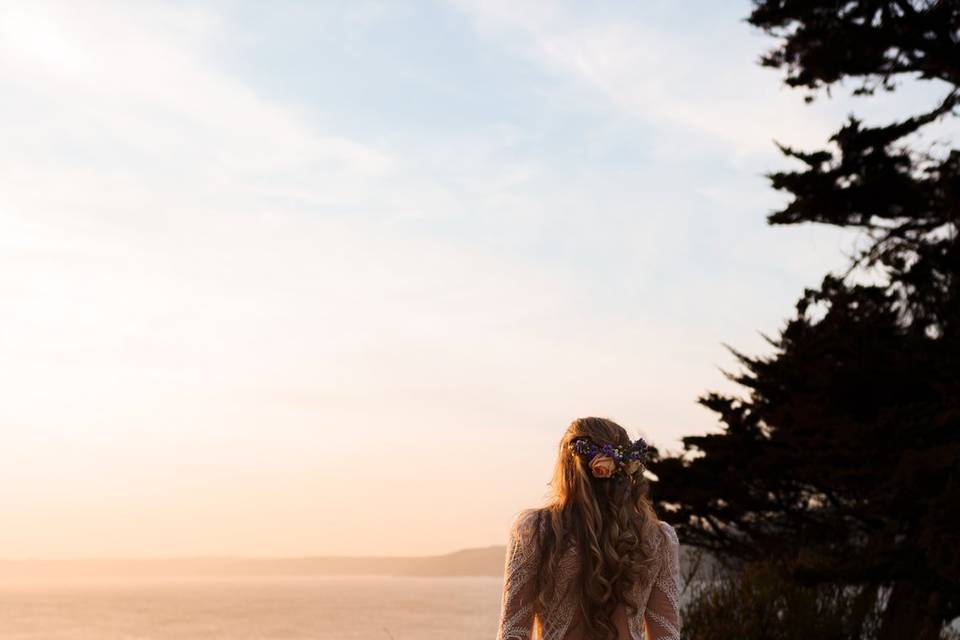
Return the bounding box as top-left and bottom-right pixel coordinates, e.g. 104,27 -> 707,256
0,575 -> 504,639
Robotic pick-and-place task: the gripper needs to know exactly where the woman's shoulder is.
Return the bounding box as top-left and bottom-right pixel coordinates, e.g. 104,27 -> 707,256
651,520 -> 680,565
638,513 -> 674,537
508,507 -> 547,541
639,517 -> 678,555
511,506 -> 546,528
656,520 -> 679,546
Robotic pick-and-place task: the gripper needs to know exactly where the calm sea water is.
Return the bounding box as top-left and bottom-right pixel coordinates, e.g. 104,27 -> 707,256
0,576 -> 504,640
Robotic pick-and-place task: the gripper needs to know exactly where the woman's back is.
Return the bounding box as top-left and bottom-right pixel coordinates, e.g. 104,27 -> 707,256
497,507 -> 681,640
496,417 -> 682,639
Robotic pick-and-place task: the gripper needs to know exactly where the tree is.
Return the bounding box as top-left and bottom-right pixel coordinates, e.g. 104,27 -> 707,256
649,2 -> 960,638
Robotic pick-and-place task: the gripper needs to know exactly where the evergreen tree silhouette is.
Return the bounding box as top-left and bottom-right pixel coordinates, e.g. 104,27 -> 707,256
649,2 -> 960,638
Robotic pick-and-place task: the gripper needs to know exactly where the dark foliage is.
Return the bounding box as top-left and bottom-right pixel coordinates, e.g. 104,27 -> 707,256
682,560 -> 960,640
650,1 -> 960,638
748,0 -> 960,93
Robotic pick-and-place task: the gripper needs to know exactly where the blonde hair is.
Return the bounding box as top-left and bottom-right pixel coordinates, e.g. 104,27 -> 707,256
533,417 -> 659,640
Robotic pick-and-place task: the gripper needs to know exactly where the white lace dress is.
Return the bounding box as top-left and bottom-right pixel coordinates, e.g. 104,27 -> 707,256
496,509 -> 682,640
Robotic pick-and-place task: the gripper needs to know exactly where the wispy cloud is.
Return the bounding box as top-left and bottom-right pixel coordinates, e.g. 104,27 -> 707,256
450,0 -> 833,159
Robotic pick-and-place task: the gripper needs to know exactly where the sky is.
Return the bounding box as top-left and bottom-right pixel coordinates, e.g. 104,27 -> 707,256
1,0 -> 950,558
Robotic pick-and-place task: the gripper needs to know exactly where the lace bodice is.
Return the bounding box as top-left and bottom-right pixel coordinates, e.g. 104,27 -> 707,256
496,509 -> 681,640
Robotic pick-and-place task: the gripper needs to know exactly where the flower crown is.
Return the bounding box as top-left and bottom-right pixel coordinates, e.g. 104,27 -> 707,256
568,435 -> 649,479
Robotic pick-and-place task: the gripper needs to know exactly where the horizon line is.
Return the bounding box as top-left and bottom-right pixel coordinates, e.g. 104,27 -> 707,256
0,544 -> 507,563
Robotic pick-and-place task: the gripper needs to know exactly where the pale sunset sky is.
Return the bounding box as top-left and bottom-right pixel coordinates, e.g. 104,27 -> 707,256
1,1 -> 946,558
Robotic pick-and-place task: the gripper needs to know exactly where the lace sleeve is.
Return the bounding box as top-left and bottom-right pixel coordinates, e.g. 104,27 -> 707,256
643,521 -> 682,640
496,509 -> 542,640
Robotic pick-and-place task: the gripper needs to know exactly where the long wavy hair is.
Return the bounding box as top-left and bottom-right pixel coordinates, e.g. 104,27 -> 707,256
532,417 -> 660,640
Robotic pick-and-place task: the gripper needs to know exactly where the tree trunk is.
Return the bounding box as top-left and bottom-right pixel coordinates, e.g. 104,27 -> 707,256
878,581 -> 942,640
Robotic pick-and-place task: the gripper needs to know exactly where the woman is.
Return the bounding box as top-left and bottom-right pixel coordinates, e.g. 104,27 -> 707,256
496,417 -> 681,640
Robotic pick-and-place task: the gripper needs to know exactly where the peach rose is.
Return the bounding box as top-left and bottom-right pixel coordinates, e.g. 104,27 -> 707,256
589,455 -> 616,478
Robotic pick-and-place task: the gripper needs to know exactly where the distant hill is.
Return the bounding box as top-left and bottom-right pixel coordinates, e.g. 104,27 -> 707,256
0,545 -> 509,579
0,544 -> 710,580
